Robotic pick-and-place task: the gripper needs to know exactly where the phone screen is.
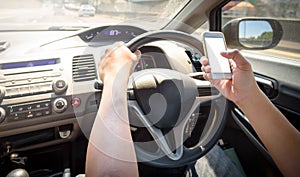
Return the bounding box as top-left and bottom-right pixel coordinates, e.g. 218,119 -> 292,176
204,37 -> 231,75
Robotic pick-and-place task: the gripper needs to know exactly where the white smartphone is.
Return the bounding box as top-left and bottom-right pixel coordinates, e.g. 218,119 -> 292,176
203,32 -> 232,80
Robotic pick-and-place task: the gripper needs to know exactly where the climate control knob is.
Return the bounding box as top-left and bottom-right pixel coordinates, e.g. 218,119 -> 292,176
0,107 -> 6,123
53,98 -> 68,113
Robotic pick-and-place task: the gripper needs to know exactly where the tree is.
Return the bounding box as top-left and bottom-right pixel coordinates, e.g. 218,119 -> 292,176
257,31 -> 273,40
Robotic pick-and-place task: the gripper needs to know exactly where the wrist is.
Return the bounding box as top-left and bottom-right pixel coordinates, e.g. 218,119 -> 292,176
235,84 -> 263,109
101,65 -> 132,84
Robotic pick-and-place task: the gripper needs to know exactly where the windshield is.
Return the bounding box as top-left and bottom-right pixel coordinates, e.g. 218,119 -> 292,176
0,0 -> 189,30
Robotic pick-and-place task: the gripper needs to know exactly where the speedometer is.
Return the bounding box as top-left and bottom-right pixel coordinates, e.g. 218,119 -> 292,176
78,25 -> 147,43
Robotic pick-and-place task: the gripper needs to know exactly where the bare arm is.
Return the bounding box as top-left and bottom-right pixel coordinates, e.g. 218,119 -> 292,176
201,50 -> 300,177
86,42 -> 141,177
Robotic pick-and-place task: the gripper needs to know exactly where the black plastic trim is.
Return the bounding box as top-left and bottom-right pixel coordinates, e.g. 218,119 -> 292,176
231,108 -> 283,176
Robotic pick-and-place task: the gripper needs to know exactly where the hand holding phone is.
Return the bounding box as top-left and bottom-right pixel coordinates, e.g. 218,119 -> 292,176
203,32 -> 232,80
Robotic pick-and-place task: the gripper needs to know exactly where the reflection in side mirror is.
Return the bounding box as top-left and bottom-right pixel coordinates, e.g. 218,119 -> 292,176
239,21 -> 273,48
222,18 -> 283,50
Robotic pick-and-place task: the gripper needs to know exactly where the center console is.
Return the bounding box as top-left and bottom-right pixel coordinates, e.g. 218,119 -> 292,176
0,55 -> 97,176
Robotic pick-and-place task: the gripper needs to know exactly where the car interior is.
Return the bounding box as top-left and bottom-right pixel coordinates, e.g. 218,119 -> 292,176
0,0 -> 299,177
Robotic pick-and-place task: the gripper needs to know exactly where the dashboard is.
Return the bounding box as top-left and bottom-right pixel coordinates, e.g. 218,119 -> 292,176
0,25 -> 196,154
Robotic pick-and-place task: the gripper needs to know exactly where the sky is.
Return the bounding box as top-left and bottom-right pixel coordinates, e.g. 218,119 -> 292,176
239,20 -> 272,38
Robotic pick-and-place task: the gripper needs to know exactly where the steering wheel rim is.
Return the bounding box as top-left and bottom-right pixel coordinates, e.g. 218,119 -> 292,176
126,30 -> 228,168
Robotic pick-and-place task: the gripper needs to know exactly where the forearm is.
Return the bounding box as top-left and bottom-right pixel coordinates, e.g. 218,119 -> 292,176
237,87 -> 300,177
86,77 -> 138,177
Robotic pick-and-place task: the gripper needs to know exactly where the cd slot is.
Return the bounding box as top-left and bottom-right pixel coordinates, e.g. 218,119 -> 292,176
4,69 -> 53,76
0,72 -> 61,86
5,82 -> 53,98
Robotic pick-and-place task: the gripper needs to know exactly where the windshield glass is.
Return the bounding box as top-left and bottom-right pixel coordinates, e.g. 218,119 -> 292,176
1,0 -> 189,30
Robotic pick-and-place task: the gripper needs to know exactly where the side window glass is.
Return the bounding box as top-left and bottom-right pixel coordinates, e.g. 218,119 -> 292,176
222,0 -> 300,60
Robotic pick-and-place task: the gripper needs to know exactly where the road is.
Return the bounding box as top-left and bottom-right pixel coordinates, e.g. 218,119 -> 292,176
0,0 -> 169,27
0,0 -> 124,28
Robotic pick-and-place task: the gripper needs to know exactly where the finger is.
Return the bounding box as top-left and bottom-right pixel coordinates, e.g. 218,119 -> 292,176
228,59 -> 236,70
201,65 -> 211,73
104,48 -> 110,55
112,41 -> 125,50
204,73 -> 212,81
200,56 -> 209,66
133,50 -> 141,61
220,49 -> 250,68
134,50 -> 141,59
104,41 -> 125,57
203,73 -> 209,81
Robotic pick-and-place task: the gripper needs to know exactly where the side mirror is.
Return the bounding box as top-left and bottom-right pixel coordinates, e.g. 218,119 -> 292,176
222,18 -> 283,50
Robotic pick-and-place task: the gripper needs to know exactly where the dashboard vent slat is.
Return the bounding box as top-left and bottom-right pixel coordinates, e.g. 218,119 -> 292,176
72,54 -> 97,82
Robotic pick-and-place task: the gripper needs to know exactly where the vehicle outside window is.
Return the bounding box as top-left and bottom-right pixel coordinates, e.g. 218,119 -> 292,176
78,4 -> 96,17
222,0 -> 300,61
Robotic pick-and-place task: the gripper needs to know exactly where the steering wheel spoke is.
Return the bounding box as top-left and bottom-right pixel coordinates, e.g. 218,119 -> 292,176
128,100 -> 185,160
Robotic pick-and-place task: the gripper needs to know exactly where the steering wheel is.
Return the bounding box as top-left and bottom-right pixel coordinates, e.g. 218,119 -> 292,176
126,30 -> 228,168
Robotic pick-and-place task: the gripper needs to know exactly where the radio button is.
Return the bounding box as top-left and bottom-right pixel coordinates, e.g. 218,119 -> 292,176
35,111 -> 43,117
26,112 -> 33,119
53,80 -> 68,94
44,110 -> 51,115
9,112 -> 26,121
6,88 -> 20,97
40,83 -> 52,93
8,106 -> 14,113
29,85 -> 40,94
17,106 -> 24,112
27,105 -> 32,110
44,102 -> 50,107
19,86 -> 30,96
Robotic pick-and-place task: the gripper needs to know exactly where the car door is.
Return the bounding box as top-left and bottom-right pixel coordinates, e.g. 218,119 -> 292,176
218,1 -> 300,177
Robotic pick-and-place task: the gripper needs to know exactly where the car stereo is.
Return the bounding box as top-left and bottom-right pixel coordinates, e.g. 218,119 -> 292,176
0,58 -> 70,125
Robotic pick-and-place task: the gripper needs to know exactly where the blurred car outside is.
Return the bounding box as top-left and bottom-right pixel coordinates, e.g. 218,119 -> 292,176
79,4 -> 96,17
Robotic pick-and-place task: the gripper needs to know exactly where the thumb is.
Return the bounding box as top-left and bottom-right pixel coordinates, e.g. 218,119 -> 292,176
134,50 -> 141,61
220,49 -> 251,70
130,50 -> 141,73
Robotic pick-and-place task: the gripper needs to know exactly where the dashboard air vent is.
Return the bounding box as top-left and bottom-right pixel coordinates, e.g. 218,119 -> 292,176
72,54 -> 97,82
